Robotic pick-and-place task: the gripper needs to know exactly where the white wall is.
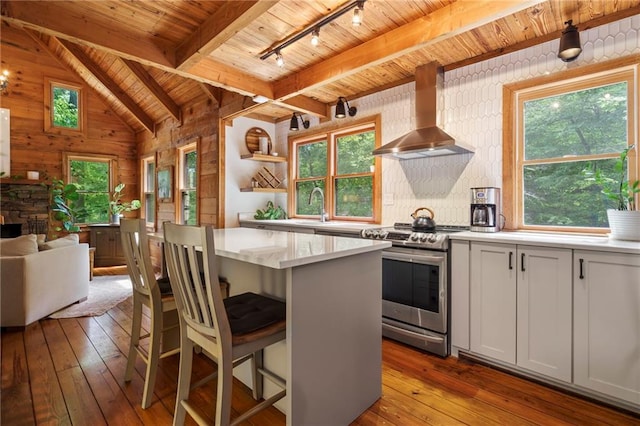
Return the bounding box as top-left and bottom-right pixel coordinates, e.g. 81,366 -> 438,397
275,14 -> 639,226
225,117 -> 284,228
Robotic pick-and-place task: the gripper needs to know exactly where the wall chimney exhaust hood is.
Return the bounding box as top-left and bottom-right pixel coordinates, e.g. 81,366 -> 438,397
373,62 -> 474,159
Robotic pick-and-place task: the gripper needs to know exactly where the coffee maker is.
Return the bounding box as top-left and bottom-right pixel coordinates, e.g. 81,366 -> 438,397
470,187 -> 500,232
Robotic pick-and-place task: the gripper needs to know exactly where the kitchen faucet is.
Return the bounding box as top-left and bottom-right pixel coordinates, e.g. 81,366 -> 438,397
308,187 -> 329,222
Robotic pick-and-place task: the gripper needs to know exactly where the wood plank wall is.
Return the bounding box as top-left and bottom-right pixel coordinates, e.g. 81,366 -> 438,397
0,25 -> 137,242
137,97 -> 220,229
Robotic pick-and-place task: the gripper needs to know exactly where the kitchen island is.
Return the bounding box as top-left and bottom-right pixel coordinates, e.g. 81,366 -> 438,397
205,228 -> 390,425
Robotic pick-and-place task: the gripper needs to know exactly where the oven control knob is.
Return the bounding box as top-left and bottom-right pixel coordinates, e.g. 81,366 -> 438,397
428,234 -> 438,243
419,234 -> 428,242
410,234 -> 419,241
362,229 -> 372,238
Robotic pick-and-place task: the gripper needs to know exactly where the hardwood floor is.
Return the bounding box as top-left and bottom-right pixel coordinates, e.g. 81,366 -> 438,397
2,270 -> 639,425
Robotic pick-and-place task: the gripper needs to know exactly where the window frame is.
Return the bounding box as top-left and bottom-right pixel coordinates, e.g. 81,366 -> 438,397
141,155 -> 156,229
44,78 -> 86,135
62,152 -> 116,225
503,59 -> 639,234
288,115 -> 382,223
178,141 -> 198,225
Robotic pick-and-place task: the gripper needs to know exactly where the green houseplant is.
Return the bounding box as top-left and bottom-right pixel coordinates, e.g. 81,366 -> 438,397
50,179 -> 83,236
254,200 -> 287,220
109,183 -> 141,224
592,144 -> 640,241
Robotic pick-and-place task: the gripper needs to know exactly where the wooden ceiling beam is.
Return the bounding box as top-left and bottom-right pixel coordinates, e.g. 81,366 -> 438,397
176,1 -> 279,71
272,0 -> 540,100
121,59 -> 182,123
56,39 -> 156,134
199,83 -> 224,106
1,0 -> 175,68
273,95 -> 328,118
186,57 -> 274,99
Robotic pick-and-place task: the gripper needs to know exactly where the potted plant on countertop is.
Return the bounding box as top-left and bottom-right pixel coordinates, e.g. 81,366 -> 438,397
109,183 -> 141,225
591,144 -> 640,241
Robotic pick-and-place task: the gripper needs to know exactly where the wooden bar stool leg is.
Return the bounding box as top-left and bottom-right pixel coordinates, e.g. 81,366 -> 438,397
173,337 -> 194,426
252,350 -> 264,400
142,303 -> 163,409
125,299 -> 143,382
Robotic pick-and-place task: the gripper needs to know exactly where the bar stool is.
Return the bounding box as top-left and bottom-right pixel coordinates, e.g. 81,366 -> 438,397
163,222 -> 286,426
120,218 -> 180,409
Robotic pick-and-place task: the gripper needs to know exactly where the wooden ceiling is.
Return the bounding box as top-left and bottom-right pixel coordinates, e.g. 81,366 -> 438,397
2,0 -> 639,134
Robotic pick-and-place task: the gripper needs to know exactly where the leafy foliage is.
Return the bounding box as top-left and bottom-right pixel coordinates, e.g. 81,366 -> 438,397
254,201 -> 287,220
52,86 -> 79,128
50,179 -> 84,234
70,159 -> 110,223
522,80 -> 633,228
110,183 -> 141,215
587,144 -> 639,211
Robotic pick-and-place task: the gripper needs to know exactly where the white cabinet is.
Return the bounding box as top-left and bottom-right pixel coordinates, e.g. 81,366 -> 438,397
470,242 -> 517,363
517,245 -> 572,382
573,250 -> 640,405
470,242 -> 572,382
451,240 -> 470,350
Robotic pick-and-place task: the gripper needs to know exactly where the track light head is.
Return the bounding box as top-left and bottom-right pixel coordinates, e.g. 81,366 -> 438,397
311,28 -> 320,46
275,51 -> 285,67
352,1 -> 364,26
558,20 -> 582,62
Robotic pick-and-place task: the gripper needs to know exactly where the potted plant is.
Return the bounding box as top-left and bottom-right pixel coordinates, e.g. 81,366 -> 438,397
49,179 -> 84,238
592,144 -> 640,241
109,183 -> 141,224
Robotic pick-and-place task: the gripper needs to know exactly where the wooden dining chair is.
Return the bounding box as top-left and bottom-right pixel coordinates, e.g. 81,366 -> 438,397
163,222 -> 286,426
120,218 -> 180,409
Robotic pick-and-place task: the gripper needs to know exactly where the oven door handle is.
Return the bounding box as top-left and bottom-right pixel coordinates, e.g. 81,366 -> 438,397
382,322 -> 445,344
383,251 -> 445,264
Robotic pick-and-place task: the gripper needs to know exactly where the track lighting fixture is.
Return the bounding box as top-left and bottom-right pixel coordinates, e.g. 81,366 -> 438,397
557,20 -> 582,62
352,1 -> 364,26
311,28 -> 320,46
260,1 -> 367,64
289,112 -> 310,131
335,97 -> 357,118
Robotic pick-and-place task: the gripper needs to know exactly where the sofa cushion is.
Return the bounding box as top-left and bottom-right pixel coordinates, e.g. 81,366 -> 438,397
39,234 -> 79,251
0,234 -> 39,256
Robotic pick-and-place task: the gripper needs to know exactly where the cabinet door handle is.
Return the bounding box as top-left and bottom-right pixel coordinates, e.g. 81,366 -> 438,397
508,251 -> 513,270
521,253 -> 525,272
579,258 -> 584,279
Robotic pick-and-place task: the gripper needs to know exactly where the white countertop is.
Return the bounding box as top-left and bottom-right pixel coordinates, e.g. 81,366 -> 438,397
450,230 -> 640,254
212,227 -> 390,269
240,218 -> 380,233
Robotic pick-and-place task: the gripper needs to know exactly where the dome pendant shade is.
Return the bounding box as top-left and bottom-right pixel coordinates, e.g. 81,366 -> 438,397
558,20 -> 582,62
335,97 -> 357,119
289,114 -> 299,131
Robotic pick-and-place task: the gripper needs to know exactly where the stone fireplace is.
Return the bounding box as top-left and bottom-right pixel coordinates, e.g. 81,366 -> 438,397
0,182 -> 50,236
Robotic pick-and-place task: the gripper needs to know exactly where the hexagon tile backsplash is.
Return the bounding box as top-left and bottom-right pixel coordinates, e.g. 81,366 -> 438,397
277,15 -> 639,226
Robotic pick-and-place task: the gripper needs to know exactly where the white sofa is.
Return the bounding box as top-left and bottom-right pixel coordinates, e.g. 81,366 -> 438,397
1,234 -> 90,327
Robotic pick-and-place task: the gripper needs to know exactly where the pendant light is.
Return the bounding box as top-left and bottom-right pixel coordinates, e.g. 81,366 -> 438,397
290,112 -> 310,131
335,97 -> 357,119
557,20 -> 582,62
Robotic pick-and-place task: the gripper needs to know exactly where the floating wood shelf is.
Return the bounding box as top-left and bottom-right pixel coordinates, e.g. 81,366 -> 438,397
241,153 -> 286,163
240,187 -> 287,193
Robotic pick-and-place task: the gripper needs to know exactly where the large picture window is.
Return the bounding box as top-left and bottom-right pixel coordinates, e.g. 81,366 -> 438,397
64,154 -> 115,224
289,117 -> 381,222
504,63 -> 637,233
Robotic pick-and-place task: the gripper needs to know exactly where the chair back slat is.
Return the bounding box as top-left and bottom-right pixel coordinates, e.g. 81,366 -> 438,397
163,223 -> 231,342
120,219 -> 158,299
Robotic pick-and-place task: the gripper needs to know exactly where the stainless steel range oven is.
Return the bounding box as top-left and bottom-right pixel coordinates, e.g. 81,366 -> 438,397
361,223 -> 467,357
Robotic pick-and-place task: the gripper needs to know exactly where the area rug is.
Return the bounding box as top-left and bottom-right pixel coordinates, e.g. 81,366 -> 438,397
49,275 -> 132,319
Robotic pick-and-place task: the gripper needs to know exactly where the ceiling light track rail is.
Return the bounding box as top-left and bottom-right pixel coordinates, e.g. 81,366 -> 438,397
260,0 -> 365,62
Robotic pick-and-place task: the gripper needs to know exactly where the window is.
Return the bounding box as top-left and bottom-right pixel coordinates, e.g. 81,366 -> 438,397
64,154 -> 115,224
289,117 -> 381,222
142,156 -> 155,227
45,78 -> 85,133
179,142 -> 197,225
504,64 -> 637,233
